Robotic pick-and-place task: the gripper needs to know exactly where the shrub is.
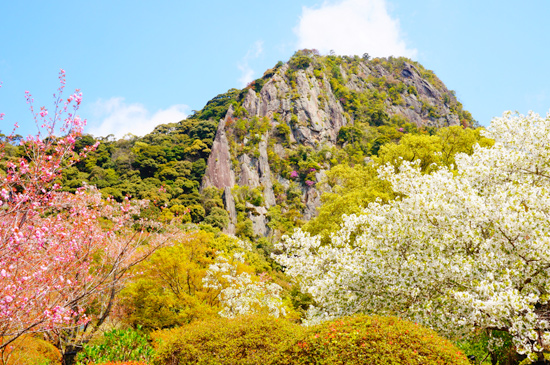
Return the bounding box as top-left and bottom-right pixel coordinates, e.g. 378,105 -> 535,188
289,56 -> 311,70
277,315 -> 470,365
2,334 -> 61,365
75,327 -> 154,365
151,315 -> 303,365
204,207 -> 230,230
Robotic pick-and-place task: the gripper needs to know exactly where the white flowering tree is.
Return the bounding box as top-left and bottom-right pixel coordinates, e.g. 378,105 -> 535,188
203,251 -> 286,318
274,111 -> 550,360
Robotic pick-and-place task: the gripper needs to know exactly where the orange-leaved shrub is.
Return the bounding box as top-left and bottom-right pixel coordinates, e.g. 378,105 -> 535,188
278,315 -> 470,365
151,315 -> 303,365
2,334 -> 61,365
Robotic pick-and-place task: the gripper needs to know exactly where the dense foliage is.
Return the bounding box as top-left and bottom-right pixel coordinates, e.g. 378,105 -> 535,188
1,335 -> 61,365
151,315 -> 469,365
151,315 -> 303,365
279,315 -> 470,365
118,231 -> 287,331
42,52 -> 476,243
75,327 -> 153,365
275,111 -> 550,362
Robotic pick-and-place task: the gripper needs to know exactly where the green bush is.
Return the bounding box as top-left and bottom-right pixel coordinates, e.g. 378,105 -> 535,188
277,315 -> 470,365
204,206 -> 229,230
76,327 -> 154,365
456,330 -> 519,365
289,56 -> 311,70
151,315 -> 304,365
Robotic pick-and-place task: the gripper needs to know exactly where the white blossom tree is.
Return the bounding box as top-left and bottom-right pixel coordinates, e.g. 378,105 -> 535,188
274,111 -> 550,360
203,252 -> 286,318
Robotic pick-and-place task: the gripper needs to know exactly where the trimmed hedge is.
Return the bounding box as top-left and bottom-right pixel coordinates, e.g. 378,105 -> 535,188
152,315 -> 469,365
279,315 -> 470,365
151,315 -> 303,365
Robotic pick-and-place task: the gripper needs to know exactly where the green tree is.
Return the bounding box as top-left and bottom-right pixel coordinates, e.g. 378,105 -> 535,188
375,134 -> 443,173
304,164 -> 392,242
436,126 -> 494,167
119,231 -> 221,330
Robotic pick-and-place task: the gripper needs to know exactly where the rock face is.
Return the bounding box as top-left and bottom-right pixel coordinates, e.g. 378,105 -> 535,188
201,54 -> 470,237
202,106 -> 236,190
222,186 -> 237,234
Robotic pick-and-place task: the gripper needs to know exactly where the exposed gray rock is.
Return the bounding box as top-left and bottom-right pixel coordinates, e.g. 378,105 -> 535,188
201,106 -> 235,191
243,89 -> 260,117
223,186 -> 236,235
258,136 -> 276,207
303,188 -> 321,220
245,202 -> 269,236
238,154 -> 260,187
259,80 -> 281,116
202,57 -> 466,238
273,143 -> 285,157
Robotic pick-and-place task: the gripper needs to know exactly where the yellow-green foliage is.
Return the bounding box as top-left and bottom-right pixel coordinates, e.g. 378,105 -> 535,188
119,230 -> 273,330
150,315 -> 469,365
306,126 -> 494,242
436,126 -> 494,166
151,315 -> 304,365
90,361 -> 147,365
2,334 -> 61,365
375,134 -> 443,172
278,315 -> 470,365
375,126 -> 494,172
303,164 -> 392,241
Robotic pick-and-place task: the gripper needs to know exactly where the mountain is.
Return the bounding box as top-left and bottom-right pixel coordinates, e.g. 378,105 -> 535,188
59,50 -> 475,239
198,50 -> 474,236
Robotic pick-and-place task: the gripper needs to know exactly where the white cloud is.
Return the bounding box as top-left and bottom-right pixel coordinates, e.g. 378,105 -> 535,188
237,40 -> 264,87
295,0 -> 417,58
86,97 -> 188,139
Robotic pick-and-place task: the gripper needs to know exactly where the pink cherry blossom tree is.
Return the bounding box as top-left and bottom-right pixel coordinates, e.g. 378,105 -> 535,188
0,70 -> 182,364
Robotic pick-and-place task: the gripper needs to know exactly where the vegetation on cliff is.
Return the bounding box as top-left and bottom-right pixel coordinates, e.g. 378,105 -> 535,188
46,51 -> 478,243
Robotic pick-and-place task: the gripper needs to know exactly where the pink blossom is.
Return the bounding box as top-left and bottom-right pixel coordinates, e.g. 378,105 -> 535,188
0,72 -> 182,350
290,170 -> 299,178
306,180 -> 315,187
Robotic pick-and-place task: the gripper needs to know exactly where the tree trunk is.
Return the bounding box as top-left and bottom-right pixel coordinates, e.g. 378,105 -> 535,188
61,345 -> 81,365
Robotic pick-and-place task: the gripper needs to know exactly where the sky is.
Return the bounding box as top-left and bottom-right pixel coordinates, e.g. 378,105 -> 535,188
1,0 -> 549,138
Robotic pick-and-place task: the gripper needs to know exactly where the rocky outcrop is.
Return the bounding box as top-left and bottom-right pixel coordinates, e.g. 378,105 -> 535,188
223,186 -> 237,234
201,106 -> 236,190
201,55 -> 467,237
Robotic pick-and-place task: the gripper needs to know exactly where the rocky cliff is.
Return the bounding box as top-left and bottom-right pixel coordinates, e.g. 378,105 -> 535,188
201,51 -> 474,238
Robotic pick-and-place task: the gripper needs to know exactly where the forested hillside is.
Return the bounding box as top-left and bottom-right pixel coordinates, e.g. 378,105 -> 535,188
56,50 -> 480,241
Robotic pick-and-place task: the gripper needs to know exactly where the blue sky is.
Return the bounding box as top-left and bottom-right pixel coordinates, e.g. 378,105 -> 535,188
1,0 -> 549,138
